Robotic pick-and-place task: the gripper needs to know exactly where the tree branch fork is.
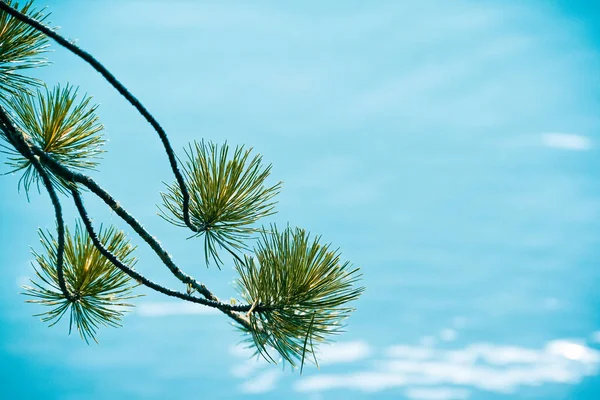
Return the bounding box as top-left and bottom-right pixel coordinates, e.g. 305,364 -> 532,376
0,0 -> 276,330
0,105 -> 260,329
0,1 -> 364,368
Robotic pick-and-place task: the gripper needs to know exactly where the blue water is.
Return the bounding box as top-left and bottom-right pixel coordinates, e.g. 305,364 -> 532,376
1,1 -> 599,399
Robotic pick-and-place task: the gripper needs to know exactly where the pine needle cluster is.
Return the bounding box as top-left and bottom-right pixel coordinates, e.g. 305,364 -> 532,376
23,222 -> 139,343
0,0 -> 49,104
2,84 -> 104,194
159,141 -> 281,267
0,0 -> 364,368
235,225 -> 364,367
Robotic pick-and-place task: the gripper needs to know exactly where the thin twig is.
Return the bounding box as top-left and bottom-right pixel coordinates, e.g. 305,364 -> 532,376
0,105 -> 74,302
24,147 -> 212,297
0,0 -> 199,232
1,104 -> 269,318
0,0 -> 270,332
72,189 -> 253,329
31,162 -> 74,300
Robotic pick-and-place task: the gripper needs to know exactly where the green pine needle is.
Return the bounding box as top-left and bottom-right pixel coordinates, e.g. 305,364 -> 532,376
159,141 -> 282,267
234,225 -> 364,368
2,83 -> 105,194
23,221 -> 140,344
0,0 -> 51,104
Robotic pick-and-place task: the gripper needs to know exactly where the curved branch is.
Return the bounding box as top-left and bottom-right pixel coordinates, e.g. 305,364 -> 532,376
0,0 -> 199,232
0,106 -> 74,302
0,105 -> 208,302
31,160 -> 73,301
1,105 -> 268,317
30,144 -> 211,297
72,189 -> 253,328
29,146 -> 268,316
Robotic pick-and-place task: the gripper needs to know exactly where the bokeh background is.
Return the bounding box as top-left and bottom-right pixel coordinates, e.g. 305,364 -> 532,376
1,0 -> 599,399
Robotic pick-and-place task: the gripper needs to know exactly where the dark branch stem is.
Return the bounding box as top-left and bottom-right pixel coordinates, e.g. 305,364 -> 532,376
31,162 -> 73,300
29,144 -> 273,316
72,189 -> 253,328
30,145 -> 211,297
0,0 -> 198,232
0,106 -> 74,302
1,104 -> 264,319
0,0 -> 274,333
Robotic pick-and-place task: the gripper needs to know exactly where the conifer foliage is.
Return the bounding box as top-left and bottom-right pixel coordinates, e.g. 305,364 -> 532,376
0,0 -> 364,371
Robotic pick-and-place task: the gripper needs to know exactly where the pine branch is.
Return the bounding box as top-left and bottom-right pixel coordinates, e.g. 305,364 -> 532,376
0,0 -> 199,232
3,83 -> 104,195
35,146 -> 262,313
0,1 -> 364,366
159,141 -> 282,268
29,152 -> 73,300
72,188 -> 253,329
24,222 -> 140,344
0,0 -> 50,104
235,225 -> 364,367
0,104 -> 74,301
0,103 -> 260,315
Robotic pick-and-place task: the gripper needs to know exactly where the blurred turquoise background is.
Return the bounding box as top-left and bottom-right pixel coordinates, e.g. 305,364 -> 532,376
1,1 -> 599,399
